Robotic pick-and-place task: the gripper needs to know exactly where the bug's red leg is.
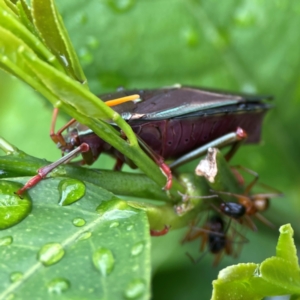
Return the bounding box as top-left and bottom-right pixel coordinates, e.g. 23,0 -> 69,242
224,128 -> 248,161
150,225 -> 170,237
50,108 -> 77,148
169,127 -> 248,169
16,143 -> 90,196
50,94 -> 141,149
113,157 -> 125,171
134,134 -> 172,190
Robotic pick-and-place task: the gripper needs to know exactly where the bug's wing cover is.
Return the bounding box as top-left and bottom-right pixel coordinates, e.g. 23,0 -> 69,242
103,87 -> 271,120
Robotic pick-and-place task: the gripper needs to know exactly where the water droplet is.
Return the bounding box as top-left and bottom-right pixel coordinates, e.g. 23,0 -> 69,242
47,278 -> 70,294
0,181 -> 32,229
124,279 -> 145,299
10,272 -> 23,282
96,199 -> 137,220
59,55 -> 69,67
181,28 -> 199,48
58,179 -> 85,206
37,243 -> 65,266
86,36 -> 99,50
109,221 -> 119,228
131,242 -> 144,257
106,0 -> 136,12
92,248 -> 115,276
126,225 -> 133,231
0,236 -> 13,246
72,218 -> 86,227
78,48 -> 93,66
78,231 -> 92,241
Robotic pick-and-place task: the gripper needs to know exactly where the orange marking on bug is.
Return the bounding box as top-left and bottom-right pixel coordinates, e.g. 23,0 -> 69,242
105,94 -> 141,107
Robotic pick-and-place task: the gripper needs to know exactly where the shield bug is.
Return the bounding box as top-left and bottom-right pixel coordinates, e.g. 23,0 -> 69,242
17,86 -> 272,195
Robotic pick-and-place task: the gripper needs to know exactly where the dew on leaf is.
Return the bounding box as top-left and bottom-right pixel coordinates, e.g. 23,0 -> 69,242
47,278 -> 70,294
78,231 -> 92,241
72,218 -> 86,227
131,242 -> 144,257
109,221 -> 119,228
59,55 -> 69,67
86,36 -> 99,49
181,27 -> 199,47
124,279 -> 146,299
58,179 -> 85,206
0,236 -> 13,246
126,225 -> 133,231
106,0 -> 136,12
96,199 -> 136,220
0,181 -> 32,230
10,272 -> 23,283
37,243 -> 65,266
92,248 -> 115,276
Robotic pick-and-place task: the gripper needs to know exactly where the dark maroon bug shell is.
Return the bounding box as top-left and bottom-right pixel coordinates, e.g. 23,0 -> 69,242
69,86 -> 272,163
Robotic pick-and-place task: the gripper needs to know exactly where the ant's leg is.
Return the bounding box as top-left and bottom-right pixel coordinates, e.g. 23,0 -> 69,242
212,252 -> 224,267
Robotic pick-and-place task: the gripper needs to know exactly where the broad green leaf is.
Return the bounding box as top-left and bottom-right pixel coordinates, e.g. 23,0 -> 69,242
260,257 -> 300,294
0,178 -> 151,299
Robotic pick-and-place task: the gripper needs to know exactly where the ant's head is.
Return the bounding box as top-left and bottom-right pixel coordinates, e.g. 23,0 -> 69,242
219,202 -> 246,219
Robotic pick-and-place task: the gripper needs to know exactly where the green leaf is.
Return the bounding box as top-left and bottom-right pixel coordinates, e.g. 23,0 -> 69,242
0,178 -> 151,299
212,224 -> 300,299
0,138 -> 173,202
31,0 -> 87,84
0,3 -> 61,69
276,224 -> 298,266
0,2 -> 184,195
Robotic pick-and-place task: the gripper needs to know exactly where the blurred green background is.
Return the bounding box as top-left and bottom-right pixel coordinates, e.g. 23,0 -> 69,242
0,0 -> 299,298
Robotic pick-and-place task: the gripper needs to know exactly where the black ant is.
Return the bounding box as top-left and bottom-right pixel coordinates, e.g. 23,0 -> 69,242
182,214 -> 246,266
212,166 -> 282,231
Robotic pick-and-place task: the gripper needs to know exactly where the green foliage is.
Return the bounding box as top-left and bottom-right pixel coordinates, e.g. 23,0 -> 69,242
212,224 -> 300,300
0,177 -> 151,299
0,0 -> 183,196
0,0 -> 300,299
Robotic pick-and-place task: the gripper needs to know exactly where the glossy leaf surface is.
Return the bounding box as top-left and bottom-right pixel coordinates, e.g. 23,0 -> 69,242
0,178 -> 151,299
